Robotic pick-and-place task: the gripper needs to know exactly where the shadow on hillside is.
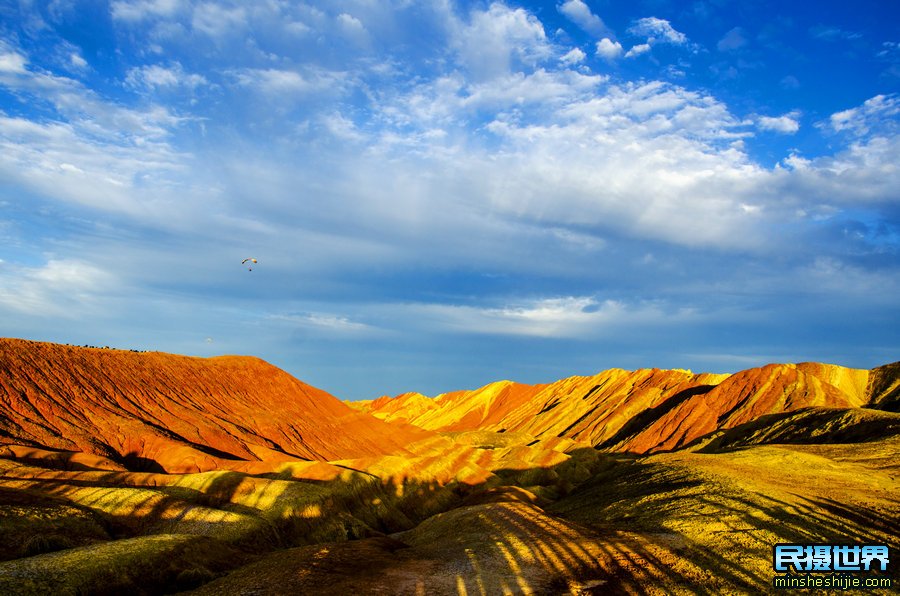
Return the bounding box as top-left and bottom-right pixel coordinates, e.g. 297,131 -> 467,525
596,385 -> 717,450
121,452 -> 167,473
1,442 -> 898,595
550,454 -> 900,593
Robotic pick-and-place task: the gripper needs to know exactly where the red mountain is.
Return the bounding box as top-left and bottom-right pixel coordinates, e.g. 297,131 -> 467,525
0,338 -> 427,473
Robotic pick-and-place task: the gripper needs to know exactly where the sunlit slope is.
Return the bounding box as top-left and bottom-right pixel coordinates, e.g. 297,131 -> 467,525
184,432 -> 898,595
610,363 -> 867,453
0,338 -> 428,472
0,431 -> 611,595
550,436 -> 900,593
362,363 -> 876,454
190,491 -> 615,596
352,380 -> 548,431
349,392 -> 438,424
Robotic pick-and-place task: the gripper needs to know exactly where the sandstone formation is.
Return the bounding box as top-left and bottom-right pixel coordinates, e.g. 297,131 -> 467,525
361,362 -> 885,454
0,338 -> 428,473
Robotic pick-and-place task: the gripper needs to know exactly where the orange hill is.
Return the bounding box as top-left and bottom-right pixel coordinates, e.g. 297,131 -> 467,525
0,338 -> 428,473
357,362 -> 884,454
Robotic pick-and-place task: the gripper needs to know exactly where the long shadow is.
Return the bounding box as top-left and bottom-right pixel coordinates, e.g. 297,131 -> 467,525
1,437 -> 898,595
597,385 -> 717,449
689,407 -> 900,452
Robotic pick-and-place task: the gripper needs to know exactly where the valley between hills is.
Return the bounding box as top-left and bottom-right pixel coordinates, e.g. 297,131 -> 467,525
0,337 -> 897,594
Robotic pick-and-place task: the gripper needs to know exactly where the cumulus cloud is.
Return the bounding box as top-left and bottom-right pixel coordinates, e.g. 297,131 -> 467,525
625,43 -> 651,58
191,2 -> 247,38
758,112 -> 800,134
369,73 -> 775,251
125,62 -> 208,90
455,3 -> 552,81
0,46 -> 28,73
560,47 -> 586,65
231,67 -> 347,99
828,94 -> 900,136
336,12 -> 367,43
381,67 -> 605,133
628,17 -> 688,45
596,38 -> 623,60
557,0 -> 610,38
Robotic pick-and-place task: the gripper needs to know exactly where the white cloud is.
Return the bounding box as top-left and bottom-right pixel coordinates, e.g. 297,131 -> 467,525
268,312 -> 374,335
828,94 -> 900,136
0,47 -> 28,74
0,114 -> 187,217
321,111 -> 366,142
558,0 -> 610,38
780,75 -> 800,90
628,17 -> 688,45
625,43 -> 651,58
758,112 -> 800,134
0,43 -> 191,219
69,53 -> 88,70
380,68 -> 605,133
404,296 -> 695,338
0,259 -> 117,317
1,0 -> 896,396
192,2 -> 247,37
809,25 -> 862,42
596,38 -> 623,60
791,257 -> 900,307
111,0 -> 182,22
0,44 -> 184,142
125,63 -> 208,90
560,47 -> 586,65
717,27 -> 747,51
454,3 -> 552,81
877,41 -> 899,59
370,74 -> 773,251
336,13 -> 368,43
231,67 -> 346,98
773,134 -> 900,206
548,227 -> 606,251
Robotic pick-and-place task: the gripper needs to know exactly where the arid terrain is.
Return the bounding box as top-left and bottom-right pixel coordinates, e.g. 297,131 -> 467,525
0,338 -> 896,594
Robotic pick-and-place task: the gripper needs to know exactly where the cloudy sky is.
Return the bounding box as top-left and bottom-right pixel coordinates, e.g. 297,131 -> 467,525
1,0 -> 898,400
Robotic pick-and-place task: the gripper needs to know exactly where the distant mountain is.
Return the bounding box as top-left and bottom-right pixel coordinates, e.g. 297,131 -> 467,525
350,381 -> 548,430
357,361 -> 892,453
0,338 -> 428,473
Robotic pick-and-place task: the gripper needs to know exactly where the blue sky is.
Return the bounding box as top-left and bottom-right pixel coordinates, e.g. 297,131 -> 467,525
0,0 -> 898,400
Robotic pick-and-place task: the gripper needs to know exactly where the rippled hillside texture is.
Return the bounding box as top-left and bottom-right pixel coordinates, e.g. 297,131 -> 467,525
0,338 -> 897,595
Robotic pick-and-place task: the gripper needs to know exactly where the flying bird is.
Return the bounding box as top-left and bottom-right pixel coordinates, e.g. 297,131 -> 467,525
242,258 -> 258,271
